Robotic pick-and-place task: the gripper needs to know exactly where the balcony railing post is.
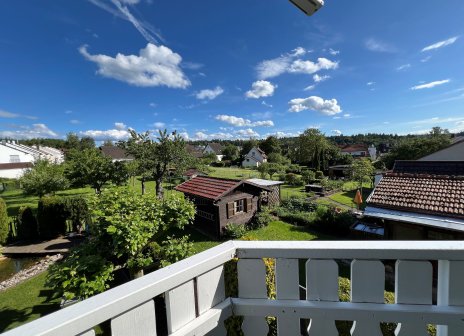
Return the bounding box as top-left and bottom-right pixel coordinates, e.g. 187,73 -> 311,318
437,260 -> 464,336
110,300 -> 157,336
238,259 -> 268,335
305,259 -> 339,336
275,258 -> 300,335
350,260 -> 384,336
394,260 -> 432,336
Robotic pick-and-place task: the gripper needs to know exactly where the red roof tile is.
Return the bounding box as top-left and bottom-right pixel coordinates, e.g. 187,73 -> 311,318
175,176 -> 241,200
367,173 -> 464,218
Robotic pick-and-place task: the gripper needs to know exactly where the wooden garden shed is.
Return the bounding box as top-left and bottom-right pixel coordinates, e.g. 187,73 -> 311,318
175,176 -> 273,238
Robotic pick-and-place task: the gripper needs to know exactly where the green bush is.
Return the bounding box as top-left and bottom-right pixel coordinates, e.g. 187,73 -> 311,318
37,196 -> 68,238
150,236 -> 194,268
315,170 -> 324,179
64,197 -> 90,233
249,208 -> 272,230
16,206 -> 39,240
223,223 -> 247,239
0,198 -> 9,245
301,169 -> 316,184
280,196 -> 317,212
285,173 -> 303,186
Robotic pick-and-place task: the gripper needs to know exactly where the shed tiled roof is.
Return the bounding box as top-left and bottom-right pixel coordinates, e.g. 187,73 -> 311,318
175,176 -> 241,200
393,160 -> 464,176
0,162 -> 33,170
367,172 -> 464,218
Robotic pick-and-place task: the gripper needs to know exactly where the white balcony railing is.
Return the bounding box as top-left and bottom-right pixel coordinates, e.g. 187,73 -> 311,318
2,241 -> 464,336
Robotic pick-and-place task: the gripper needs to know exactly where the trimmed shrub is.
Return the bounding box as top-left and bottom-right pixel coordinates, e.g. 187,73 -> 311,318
222,223 -> 247,240
37,196 -> 68,238
64,197 -> 90,233
249,208 -> 272,230
0,198 -> 9,245
280,196 -> 317,212
315,170 -> 324,179
16,206 -> 39,240
285,173 -> 303,186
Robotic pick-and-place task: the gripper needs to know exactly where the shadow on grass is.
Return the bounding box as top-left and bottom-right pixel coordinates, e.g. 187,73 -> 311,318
0,289 -> 60,332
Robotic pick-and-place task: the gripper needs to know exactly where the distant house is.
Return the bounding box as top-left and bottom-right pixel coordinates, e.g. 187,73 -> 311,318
99,146 -> 133,162
175,176 -> 277,238
0,141 -> 38,178
203,143 -> 225,161
242,147 -> 267,168
186,144 -> 204,159
341,144 -> 369,158
364,160 -> 464,240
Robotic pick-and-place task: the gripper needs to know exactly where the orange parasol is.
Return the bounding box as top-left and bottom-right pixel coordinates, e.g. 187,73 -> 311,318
354,189 -> 363,209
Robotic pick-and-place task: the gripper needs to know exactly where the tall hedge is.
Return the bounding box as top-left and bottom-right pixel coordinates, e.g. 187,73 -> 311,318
37,196 -> 68,238
64,197 -> 90,233
0,198 -> 9,244
16,206 -> 39,240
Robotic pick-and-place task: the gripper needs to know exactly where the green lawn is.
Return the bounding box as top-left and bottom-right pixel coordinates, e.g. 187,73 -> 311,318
208,167 -> 261,180
329,187 -> 373,210
244,220 -> 335,241
0,272 -> 60,332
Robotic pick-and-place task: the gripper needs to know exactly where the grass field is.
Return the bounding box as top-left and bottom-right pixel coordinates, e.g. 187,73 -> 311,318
329,187 -> 373,210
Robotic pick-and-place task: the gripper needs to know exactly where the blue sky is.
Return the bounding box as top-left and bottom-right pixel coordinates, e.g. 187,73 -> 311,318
1,0 -> 463,141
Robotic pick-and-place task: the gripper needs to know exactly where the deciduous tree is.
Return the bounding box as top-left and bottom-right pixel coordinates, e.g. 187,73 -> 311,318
20,160 -> 69,197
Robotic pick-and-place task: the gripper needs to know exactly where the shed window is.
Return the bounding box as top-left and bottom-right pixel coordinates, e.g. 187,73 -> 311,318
9,155 -> 20,163
234,199 -> 245,213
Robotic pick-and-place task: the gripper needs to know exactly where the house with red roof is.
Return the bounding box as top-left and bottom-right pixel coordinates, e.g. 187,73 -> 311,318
340,144 -> 369,158
364,160 -> 464,240
175,176 -> 277,238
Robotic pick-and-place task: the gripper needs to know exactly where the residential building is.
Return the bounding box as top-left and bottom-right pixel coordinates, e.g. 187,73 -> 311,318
0,141 -> 36,178
364,160 -> 464,240
99,145 -> 134,162
186,144 -> 204,159
203,143 -> 225,161
242,147 -> 267,168
340,144 -> 369,157
175,176 -> 275,238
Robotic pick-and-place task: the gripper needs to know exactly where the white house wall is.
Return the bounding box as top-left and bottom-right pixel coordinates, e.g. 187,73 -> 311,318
0,144 -> 35,164
0,168 -> 28,179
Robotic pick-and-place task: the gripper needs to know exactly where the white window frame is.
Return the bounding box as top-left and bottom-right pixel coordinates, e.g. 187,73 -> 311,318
234,199 -> 245,214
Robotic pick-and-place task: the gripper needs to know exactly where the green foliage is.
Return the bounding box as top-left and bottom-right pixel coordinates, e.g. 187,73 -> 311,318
292,128 -> 331,170
65,148 -> 128,193
16,206 -> 38,240
259,136 -> 281,155
301,169 -> 316,184
381,128 -> 451,169
351,159 -> 374,188
64,197 -> 90,233
48,188 -> 196,299
122,129 -> 191,197
249,207 -> 272,229
37,196 -> 68,238
223,223 -> 247,239
285,173 -> 303,186
315,170 -> 324,179
280,196 -> 316,212
20,160 -> 69,197
267,153 -> 290,166
240,139 -> 259,157
222,144 -> 239,161
0,198 -> 9,244
152,236 -> 194,267
285,164 -> 301,174
47,241 -> 114,300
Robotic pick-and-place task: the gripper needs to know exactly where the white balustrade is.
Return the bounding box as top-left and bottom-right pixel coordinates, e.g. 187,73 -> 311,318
2,240 -> 464,336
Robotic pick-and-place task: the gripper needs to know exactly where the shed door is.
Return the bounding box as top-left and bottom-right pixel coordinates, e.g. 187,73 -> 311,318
246,197 -> 252,212
227,202 -> 235,218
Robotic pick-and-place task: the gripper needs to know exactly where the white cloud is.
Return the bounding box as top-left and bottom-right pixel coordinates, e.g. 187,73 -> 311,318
182,62 -> 204,70
114,122 -> 127,130
70,119 -> 81,124
304,85 -> 316,91
178,132 -> 189,140
153,122 -> 165,128
261,101 -> 273,108
0,109 -> 37,120
149,102 -> 157,108
0,123 -> 58,139
256,47 -> 337,79
288,96 -> 342,115
215,114 -> 274,127
332,130 -> 342,136
410,79 -> 450,90
421,56 -> 432,63
289,58 -> 339,75
89,0 -> 162,44
194,131 -> 208,140
397,64 -> 411,71
329,48 -> 340,56
235,128 -> 259,138
80,128 -> 130,141
246,80 -> 276,99
65,110 -> 73,114
421,36 -> 459,52
365,38 -> 396,52
195,86 -> 224,100
367,81 -> 375,86
79,43 -> 190,88
313,74 -> 330,82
